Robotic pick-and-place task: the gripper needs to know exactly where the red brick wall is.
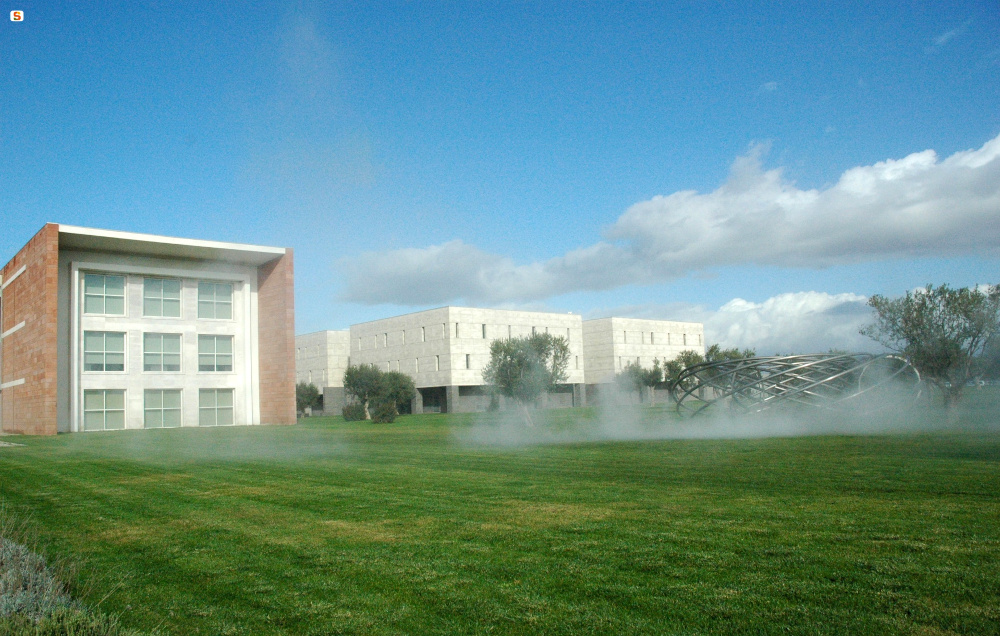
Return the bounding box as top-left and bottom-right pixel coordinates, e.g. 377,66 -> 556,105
257,250 -> 296,425
1,223 -> 60,435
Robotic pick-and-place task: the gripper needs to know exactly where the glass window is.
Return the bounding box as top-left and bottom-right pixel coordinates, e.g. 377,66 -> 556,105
83,331 -> 125,372
83,389 -> 126,431
144,333 -> 181,372
197,282 -> 233,319
199,388 -> 234,426
143,278 -> 181,317
198,335 -> 234,372
83,274 -> 125,315
144,389 -> 182,428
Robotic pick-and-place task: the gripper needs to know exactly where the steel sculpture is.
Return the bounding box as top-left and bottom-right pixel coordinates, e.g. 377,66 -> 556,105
670,353 -> 921,417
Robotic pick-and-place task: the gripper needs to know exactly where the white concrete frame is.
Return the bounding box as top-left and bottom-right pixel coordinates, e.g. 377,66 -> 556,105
68,259 -> 261,432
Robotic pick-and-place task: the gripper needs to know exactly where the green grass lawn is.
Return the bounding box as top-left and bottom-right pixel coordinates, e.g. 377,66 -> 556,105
2,395 -> 999,635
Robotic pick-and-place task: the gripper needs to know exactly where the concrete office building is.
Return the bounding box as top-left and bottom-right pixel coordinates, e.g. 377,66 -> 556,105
0,224 -> 296,435
349,307 -> 587,413
583,317 -> 704,400
295,330 -> 351,412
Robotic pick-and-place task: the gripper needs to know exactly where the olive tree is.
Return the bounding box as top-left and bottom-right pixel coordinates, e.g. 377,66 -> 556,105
615,360 -> 663,404
343,363 -> 383,420
378,371 -> 417,416
861,284 -> 1000,408
664,346 -> 755,400
296,382 -> 322,415
343,365 -> 416,422
481,333 -> 570,426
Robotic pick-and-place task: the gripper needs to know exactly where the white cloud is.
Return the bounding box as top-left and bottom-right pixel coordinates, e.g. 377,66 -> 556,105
340,134 -> 1000,305
706,292 -> 873,354
927,20 -> 972,53
589,292 -> 876,355
759,81 -> 779,92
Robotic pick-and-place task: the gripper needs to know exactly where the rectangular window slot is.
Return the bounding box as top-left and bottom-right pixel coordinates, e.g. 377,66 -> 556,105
83,389 -> 126,431
83,331 -> 125,372
83,274 -> 126,315
199,388 -> 234,426
143,278 -> 181,317
197,282 -> 233,320
144,389 -> 182,428
144,333 -> 181,372
198,334 -> 234,372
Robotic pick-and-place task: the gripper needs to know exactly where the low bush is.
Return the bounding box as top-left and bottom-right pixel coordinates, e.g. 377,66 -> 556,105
341,403 -> 366,421
0,536 -> 77,621
0,515 -> 147,635
370,402 -> 397,424
0,606 -> 142,635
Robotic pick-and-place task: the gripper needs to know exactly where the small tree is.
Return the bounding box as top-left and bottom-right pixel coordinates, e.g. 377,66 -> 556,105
977,336 -> 1000,383
614,361 -> 662,404
615,362 -> 646,403
343,363 -> 383,420
861,283 -> 1000,408
378,371 -> 417,416
644,359 -> 664,404
664,350 -> 705,387
481,333 -> 570,426
296,382 -> 322,415
705,344 -> 754,363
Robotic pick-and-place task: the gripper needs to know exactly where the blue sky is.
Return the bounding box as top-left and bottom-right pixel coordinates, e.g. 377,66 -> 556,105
3,2 -> 999,353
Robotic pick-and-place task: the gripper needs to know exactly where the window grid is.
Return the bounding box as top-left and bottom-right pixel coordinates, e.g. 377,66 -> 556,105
143,278 -> 181,317
144,333 -> 182,372
197,282 -> 233,320
83,331 -> 125,372
198,335 -> 234,372
144,389 -> 182,428
199,388 -> 234,426
83,389 -> 125,431
83,274 -> 126,315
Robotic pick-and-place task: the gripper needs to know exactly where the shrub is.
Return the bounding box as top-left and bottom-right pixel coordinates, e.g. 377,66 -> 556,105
0,521 -> 146,635
370,402 -> 397,424
341,403 -> 366,421
0,606 -> 142,635
0,536 -> 77,621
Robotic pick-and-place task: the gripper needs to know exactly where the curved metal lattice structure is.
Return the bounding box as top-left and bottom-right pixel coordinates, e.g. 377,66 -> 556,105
670,353 -> 921,417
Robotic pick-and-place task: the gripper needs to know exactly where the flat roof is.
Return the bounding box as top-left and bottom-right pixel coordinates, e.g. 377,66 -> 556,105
58,225 -> 287,266
348,305 -> 580,327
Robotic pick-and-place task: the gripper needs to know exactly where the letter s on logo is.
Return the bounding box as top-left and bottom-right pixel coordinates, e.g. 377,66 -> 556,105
11,11 -> 24,21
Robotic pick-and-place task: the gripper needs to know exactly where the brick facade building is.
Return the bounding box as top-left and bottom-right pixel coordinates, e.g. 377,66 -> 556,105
0,224 -> 295,434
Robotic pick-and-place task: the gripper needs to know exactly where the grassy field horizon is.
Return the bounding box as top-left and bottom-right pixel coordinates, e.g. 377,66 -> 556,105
1,396 -> 999,634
